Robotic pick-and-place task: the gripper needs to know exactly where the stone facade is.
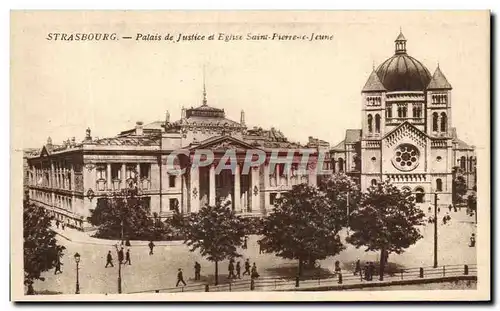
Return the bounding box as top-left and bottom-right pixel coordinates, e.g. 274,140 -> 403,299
25,89 -> 331,229
330,31 -> 477,208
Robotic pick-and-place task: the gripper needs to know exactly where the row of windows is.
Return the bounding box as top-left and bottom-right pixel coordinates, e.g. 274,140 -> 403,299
432,112 -> 448,132
369,179 -> 445,202
96,163 -> 151,180
459,156 -> 476,172
367,114 -> 381,133
385,104 -> 423,119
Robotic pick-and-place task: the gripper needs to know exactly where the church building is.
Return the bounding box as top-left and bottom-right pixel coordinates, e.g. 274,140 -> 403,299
330,31 -> 477,207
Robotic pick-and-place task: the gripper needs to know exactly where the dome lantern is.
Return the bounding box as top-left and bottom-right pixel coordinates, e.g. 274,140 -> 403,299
395,29 -> 407,54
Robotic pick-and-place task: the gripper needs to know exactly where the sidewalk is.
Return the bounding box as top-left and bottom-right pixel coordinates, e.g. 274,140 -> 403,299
52,225 -> 185,247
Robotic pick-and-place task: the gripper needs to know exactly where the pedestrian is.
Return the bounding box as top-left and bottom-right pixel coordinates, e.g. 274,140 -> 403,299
438,207 -> 441,213
125,239 -> 131,247
334,260 -> 341,275
258,240 -> 263,254
228,259 -> 235,279
428,206 -> 431,213
454,205 -> 458,213
194,261 -> 201,281
363,263 -> 369,281
243,259 -> 251,276
448,204 -> 452,212
125,248 -> 131,265
354,259 -> 361,276
118,246 -> 124,264
56,220 -> 60,229
54,257 -> 63,275
446,214 -> 451,222
251,263 -> 260,279
176,268 -> 187,287
442,216 -> 447,225
368,262 -> 375,281
105,250 -> 114,268
61,223 -> 65,230
236,261 -> 241,279
469,233 -> 476,247
243,236 -> 248,249
148,240 -> 155,255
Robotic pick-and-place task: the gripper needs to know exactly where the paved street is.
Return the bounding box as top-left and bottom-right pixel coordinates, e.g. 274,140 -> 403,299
32,208 -> 476,294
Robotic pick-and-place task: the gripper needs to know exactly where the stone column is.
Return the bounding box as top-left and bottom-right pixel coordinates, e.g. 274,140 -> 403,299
209,164 -> 216,206
234,164 -> 241,212
308,163 -> 317,186
121,163 -> 126,189
50,162 -> 55,188
70,163 -> 75,191
106,163 -> 112,190
136,163 -> 141,190
250,166 -> 260,213
190,166 -> 200,213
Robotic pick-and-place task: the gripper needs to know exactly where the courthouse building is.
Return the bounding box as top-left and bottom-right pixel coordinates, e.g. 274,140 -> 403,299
25,87 -> 331,229
330,31 -> 477,207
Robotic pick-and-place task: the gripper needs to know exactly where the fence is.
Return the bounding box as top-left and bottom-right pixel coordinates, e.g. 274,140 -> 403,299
127,263 -> 477,294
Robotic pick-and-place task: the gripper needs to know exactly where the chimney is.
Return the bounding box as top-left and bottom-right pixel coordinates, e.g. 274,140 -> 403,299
46,137 -> 53,149
135,121 -> 144,136
71,137 -> 76,146
240,110 -> 246,126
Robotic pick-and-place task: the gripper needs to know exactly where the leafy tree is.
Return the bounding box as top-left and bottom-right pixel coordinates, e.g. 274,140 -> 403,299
467,191 -> 477,223
87,187 -> 153,240
346,180 -> 425,280
183,202 -> 246,285
24,202 -> 65,294
452,168 -> 468,203
260,184 -> 345,276
318,172 -> 361,226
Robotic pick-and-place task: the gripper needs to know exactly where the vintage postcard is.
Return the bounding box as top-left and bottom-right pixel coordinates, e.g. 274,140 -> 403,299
10,11 -> 490,301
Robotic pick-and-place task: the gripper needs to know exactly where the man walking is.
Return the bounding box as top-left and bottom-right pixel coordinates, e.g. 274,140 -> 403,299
54,257 -> 63,275
194,261 -> 201,281
243,236 -> 248,249
105,250 -> 114,268
124,248 -> 131,265
176,268 -> 187,287
228,259 -> 235,279
354,259 -> 361,276
118,246 -> 124,264
236,261 -> 241,279
243,259 -> 251,276
148,240 -> 155,255
251,263 -> 260,279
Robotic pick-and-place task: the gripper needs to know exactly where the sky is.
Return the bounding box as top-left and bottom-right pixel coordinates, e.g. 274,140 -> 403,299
11,11 -> 490,151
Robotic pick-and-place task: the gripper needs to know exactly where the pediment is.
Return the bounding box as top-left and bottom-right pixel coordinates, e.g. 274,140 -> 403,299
383,121 -> 427,148
190,135 -> 262,152
40,146 -> 50,157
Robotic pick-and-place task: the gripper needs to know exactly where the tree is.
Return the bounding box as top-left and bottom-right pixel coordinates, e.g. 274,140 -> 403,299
260,184 -> 345,276
183,202 -> 246,285
467,191 -> 477,224
24,202 -> 65,294
346,180 -> 425,280
87,187 -> 152,240
452,168 -> 468,204
318,172 -> 361,226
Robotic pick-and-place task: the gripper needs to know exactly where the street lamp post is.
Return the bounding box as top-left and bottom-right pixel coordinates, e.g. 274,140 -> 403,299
115,244 -> 122,294
433,193 -> 438,268
74,252 -> 81,294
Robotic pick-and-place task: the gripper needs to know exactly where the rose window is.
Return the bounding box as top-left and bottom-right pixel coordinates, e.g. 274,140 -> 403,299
392,144 -> 419,171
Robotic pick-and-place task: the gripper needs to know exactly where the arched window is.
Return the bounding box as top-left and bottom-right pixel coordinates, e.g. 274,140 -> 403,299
367,114 -> 373,133
397,107 -> 402,118
436,179 -> 443,192
402,106 -> 408,118
414,188 -> 425,203
432,112 -> 439,132
371,179 -> 377,186
375,114 -> 381,133
440,112 -> 447,132
469,156 -> 474,172
338,158 -> 344,172
460,156 -> 466,170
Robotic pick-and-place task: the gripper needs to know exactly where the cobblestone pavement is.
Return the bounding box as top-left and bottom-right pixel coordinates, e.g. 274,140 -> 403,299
32,208 -> 476,294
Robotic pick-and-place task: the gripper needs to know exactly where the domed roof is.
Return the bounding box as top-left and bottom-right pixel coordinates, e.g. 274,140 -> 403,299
374,32 -> 432,92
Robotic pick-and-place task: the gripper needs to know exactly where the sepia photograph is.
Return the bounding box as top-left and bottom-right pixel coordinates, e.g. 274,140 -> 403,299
10,10 -> 490,301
